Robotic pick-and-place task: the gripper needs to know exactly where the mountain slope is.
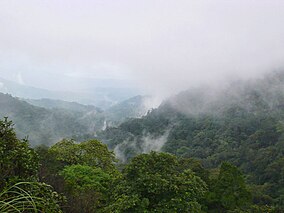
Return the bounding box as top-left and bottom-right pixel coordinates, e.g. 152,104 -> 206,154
102,95 -> 152,126
0,93 -> 92,145
24,98 -> 102,113
98,71 -> 284,204
0,77 -> 140,109
23,95 -> 153,135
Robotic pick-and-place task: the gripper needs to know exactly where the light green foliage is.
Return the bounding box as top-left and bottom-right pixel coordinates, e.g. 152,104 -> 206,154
60,165 -> 111,192
46,139 -> 118,212
106,152 -> 207,212
49,139 -> 117,172
60,165 -> 112,212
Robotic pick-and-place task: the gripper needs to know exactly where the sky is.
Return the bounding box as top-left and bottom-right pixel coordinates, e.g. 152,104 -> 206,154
0,0 -> 284,98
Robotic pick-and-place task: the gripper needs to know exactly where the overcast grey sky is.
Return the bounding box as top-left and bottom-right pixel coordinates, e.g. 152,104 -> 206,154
0,0 -> 284,98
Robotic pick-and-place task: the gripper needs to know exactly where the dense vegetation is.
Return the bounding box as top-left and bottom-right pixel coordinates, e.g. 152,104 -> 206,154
98,71 -> 284,210
1,71 -> 284,212
0,118 -> 63,212
0,117 -> 282,212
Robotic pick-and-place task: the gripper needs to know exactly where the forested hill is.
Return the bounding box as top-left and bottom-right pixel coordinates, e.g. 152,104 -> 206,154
23,98 -> 102,113
98,71 -> 284,205
103,95 -> 152,126
164,71 -> 284,116
0,93 -> 153,146
0,93 -> 92,145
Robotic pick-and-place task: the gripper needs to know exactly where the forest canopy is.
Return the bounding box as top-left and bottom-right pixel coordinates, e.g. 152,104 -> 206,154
1,117 -> 283,212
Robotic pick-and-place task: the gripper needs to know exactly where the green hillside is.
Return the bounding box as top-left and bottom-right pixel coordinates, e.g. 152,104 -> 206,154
98,71 -> 284,206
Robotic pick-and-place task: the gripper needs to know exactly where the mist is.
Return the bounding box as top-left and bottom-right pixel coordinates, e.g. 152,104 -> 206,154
1,0 -> 284,101
113,130 -> 170,163
164,70 -> 284,117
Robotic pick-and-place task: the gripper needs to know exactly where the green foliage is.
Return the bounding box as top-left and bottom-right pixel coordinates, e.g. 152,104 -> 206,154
0,117 -> 64,212
1,71 -> 284,211
39,139 -> 118,212
98,72 -> 284,209
60,165 -> 112,212
60,165 -> 111,193
49,139 -> 117,172
106,152 -> 207,212
206,162 -> 252,212
0,117 -> 39,188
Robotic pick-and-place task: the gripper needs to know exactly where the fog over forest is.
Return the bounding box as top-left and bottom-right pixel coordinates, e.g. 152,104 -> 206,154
1,1 -> 284,212
1,0 -> 284,102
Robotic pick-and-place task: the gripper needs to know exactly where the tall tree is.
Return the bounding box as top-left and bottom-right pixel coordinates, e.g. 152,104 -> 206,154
49,139 -> 117,172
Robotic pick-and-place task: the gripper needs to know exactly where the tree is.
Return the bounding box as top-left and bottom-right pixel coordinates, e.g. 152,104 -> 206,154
60,165 -> 112,212
45,139 -> 118,212
0,117 -> 38,188
206,162 -> 252,212
0,117 -> 64,212
49,139 -> 117,172
106,152 -> 207,212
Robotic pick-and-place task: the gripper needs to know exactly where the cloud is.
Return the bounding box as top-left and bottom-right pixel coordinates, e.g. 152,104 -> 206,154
0,0 -> 284,98
64,63 -> 130,80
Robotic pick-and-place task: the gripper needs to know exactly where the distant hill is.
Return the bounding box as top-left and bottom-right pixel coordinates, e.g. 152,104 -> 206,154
0,77 -> 140,109
23,95 -> 154,133
0,93 -> 154,146
24,98 -> 102,113
102,95 -> 152,127
100,71 -> 284,160
0,93 -> 94,145
0,77 -> 59,100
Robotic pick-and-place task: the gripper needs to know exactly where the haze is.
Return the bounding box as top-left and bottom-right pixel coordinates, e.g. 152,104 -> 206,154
1,0 -> 284,99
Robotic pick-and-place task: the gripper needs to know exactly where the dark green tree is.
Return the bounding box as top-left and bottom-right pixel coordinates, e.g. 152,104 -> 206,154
0,117 -> 38,188
207,162 -> 252,212
0,117 -> 64,212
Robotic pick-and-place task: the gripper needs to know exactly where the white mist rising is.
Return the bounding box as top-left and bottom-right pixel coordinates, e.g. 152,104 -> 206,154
141,130 -> 170,153
164,71 -> 284,117
113,130 -> 170,163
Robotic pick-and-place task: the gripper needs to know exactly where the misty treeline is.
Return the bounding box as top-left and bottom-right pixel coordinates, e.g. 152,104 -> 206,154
0,92 -> 149,146
0,71 -> 284,212
97,71 -> 284,210
0,117 -> 280,212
